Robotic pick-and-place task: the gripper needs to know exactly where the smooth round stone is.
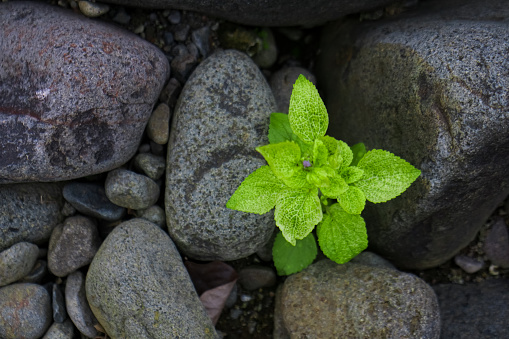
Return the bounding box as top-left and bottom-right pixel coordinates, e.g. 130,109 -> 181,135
146,103 -> 171,145
0,283 -> 52,339
136,205 -> 166,228
42,319 -> 75,339
78,0 -> 110,17
133,153 -> 166,180
48,216 -> 101,277
20,260 -> 48,284
0,242 -> 39,287
454,255 -> 484,274
238,266 -> 276,291
86,218 -> 216,338
65,271 -> 99,338
63,182 -> 126,221
106,169 -> 160,210
484,218 -> 509,268
269,67 -> 316,114
52,283 -> 68,323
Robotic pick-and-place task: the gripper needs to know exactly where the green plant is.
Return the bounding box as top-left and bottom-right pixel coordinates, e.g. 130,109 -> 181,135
227,75 -> 421,275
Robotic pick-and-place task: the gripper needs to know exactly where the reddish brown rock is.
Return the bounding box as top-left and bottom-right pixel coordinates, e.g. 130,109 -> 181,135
0,2 -> 170,183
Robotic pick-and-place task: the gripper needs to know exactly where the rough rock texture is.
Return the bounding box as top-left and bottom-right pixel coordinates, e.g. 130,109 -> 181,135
66,271 -> 99,338
278,258 -> 440,338
86,218 -> 216,339
0,283 -> 52,339
105,168 -> 160,210
434,279 -> 509,338
42,319 -> 75,339
98,0 -> 396,26
0,242 -> 39,287
48,216 -> 102,277
0,183 -> 64,252
166,50 -> 277,261
316,0 -> 509,269
0,2 -> 169,182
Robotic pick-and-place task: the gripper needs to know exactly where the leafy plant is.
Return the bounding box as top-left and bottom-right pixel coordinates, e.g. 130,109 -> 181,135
227,75 -> 420,275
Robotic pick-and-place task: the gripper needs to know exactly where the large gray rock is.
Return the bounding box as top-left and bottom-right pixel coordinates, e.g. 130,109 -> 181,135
434,279 -> 509,338
99,0 -> 396,27
0,183 -> 64,252
166,50 -> 277,261
277,256 -> 440,338
0,2 -> 169,183
86,218 -> 216,339
316,0 -> 509,269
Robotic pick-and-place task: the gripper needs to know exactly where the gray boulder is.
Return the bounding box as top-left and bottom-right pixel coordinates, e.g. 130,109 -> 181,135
0,183 -> 64,252
0,2 -> 169,182
316,0 -> 509,269
166,50 -> 276,261
98,0 -> 396,27
86,218 -> 216,338
276,255 -> 440,338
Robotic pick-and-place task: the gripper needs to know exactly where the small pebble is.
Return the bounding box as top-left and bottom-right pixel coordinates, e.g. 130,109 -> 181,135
191,26 -> 211,57
163,31 -> 174,45
138,143 -> 151,153
65,271 -> 99,338
21,260 -> 48,284
136,205 -> 166,228
168,10 -> 181,24
53,283 -> 68,323
238,265 -> 276,291
133,24 -> 144,34
484,218 -> 509,268
133,154 -> 166,180
225,283 -> 238,308
174,24 -> 190,42
42,319 -> 75,339
0,242 -> 39,287
147,103 -> 171,145
112,8 -> 131,25
230,308 -> 242,320
48,215 -> 102,277
78,0 -> 109,17
159,77 -> 182,108
105,169 -> 160,210
150,141 -> 166,156
252,28 -> 277,69
171,53 -> 198,83
171,43 -> 189,57
0,283 -> 52,339
454,255 -> 484,274
240,294 -> 252,302
63,182 -> 126,221
187,42 -> 200,60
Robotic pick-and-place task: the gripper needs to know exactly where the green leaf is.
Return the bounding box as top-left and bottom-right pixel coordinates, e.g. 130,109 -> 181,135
350,143 -> 367,167
312,138 -> 329,168
272,231 -> 317,275
355,149 -> 421,203
338,186 -> 366,214
288,75 -> 328,143
319,172 -> 349,199
274,188 -> 322,245
226,166 -> 286,214
338,140 -> 353,169
317,204 -> 368,264
306,167 -> 330,187
268,113 -> 313,154
256,141 -> 301,180
341,166 -> 364,184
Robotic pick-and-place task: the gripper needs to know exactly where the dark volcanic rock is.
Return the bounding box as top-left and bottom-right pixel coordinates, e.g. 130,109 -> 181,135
0,2 -> 169,183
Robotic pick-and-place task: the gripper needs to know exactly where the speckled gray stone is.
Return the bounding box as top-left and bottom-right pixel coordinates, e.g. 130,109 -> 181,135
78,0 -> 110,17
147,103 -> 171,145
0,183 -> 64,252
316,0 -> 509,269
86,218 -> 217,338
133,153 -> 166,180
0,242 -> 39,287
0,2 -> 169,183
65,271 -> 98,338
42,319 -> 75,339
48,216 -> 101,277
136,205 -> 166,228
165,49 -> 276,261
63,182 -> 125,221
97,0 -> 395,26
105,168 -> 160,209
0,283 -> 52,339
279,259 -> 440,338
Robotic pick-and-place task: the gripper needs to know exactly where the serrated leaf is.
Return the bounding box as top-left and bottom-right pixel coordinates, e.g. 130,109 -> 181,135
319,172 -> 349,199
274,188 -> 322,245
338,185 -> 366,215
317,204 -> 368,264
256,141 -> 301,180
272,231 -> 317,275
268,113 -> 296,144
338,140 -> 353,169
226,166 -> 286,214
288,75 -> 328,143
350,143 -> 367,167
341,166 -> 364,184
306,167 -> 330,187
312,138 -> 329,167
355,149 -> 421,203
